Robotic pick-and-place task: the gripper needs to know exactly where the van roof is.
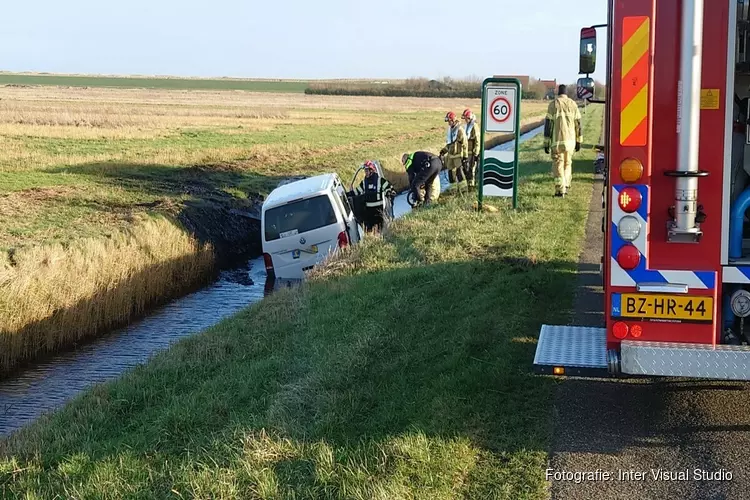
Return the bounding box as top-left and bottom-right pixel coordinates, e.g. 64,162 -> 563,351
263,173 -> 338,209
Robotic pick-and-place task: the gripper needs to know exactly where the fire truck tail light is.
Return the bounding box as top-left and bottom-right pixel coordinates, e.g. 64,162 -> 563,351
619,158 -> 643,183
613,321 -> 629,339
630,324 -> 643,338
616,244 -> 641,270
618,187 -> 642,212
617,216 -> 641,241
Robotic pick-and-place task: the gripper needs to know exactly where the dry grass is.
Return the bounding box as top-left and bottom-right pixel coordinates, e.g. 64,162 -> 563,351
0,216 -> 214,374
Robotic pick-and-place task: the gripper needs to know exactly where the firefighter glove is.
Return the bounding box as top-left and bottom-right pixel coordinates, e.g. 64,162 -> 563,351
439,147 -> 448,156
544,145 -> 550,154
461,157 -> 469,168
575,142 -> 581,152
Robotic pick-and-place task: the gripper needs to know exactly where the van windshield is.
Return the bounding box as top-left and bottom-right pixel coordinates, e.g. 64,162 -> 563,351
264,194 -> 338,241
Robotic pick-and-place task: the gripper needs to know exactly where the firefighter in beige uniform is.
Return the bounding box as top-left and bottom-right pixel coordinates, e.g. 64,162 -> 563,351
462,108 -> 481,189
440,111 -> 469,187
543,84 -> 582,197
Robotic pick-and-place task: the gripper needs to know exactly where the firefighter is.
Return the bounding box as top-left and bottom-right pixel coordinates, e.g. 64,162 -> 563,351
354,160 -> 395,232
402,151 -> 442,206
439,111 -> 468,188
543,84 -> 583,197
462,108 -> 481,189
402,152 -> 441,204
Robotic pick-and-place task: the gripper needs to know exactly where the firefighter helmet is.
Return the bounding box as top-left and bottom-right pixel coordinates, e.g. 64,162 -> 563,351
462,108 -> 473,120
445,111 -> 456,122
363,160 -> 377,173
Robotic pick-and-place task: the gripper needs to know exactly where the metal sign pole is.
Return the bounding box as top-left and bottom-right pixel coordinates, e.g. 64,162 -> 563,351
478,84 -> 487,211
478,77 -> 522,210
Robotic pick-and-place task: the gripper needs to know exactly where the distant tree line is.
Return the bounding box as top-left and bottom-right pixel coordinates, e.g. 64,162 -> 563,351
305,77 -> 482,98
305,77 -> 550,99
304,76 -> 607,101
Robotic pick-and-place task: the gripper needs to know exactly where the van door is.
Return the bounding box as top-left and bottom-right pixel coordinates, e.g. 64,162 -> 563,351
333,183 -> 361,243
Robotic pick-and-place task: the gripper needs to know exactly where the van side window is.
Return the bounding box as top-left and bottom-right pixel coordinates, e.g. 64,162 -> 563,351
264,195 -> 337,241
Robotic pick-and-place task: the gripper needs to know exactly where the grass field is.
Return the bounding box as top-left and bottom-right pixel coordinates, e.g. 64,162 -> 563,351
0,74 -> 311,92
0,84 -> 549,375
0,105 -> 603,499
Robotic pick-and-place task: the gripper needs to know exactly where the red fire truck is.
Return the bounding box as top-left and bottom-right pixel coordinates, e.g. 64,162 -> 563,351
534,0 -> 750,380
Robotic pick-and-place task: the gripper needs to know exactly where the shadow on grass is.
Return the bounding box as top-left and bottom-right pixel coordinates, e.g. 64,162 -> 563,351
46,161 -> 287,202
44,161 -> 291,263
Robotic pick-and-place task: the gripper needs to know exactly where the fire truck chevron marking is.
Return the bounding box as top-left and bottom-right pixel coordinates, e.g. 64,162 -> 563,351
610,185 -> 716,290
723,267 -> 750,284
622,17 -> 650,76
620,16 -> 650,147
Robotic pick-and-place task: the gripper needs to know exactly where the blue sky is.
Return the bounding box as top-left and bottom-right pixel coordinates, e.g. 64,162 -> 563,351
0,0 -> 608,84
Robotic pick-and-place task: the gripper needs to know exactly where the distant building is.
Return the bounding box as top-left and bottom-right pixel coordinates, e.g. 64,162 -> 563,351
539,79 -> 557,99
493,75 -> 530,89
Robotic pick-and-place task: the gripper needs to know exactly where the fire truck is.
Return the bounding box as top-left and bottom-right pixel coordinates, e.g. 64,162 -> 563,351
533,0 -> 750,380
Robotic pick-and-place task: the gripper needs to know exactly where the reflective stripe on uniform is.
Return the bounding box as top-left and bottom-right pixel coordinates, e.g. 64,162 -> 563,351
357,175 -> 391,207
404,153 -> 414,171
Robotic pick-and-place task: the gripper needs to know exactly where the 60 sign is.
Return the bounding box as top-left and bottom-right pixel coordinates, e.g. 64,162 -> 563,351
490,96 -> 511,123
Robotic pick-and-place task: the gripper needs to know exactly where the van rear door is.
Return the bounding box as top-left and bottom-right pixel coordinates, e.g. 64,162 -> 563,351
263,193 -> 343,277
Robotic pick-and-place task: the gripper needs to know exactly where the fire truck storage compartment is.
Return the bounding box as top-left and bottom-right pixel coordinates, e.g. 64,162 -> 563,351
723,1 -> 750,345
731,2 -> 750,263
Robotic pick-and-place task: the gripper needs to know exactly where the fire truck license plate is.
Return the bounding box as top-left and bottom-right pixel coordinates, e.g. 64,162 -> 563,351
615,293 -> 713,322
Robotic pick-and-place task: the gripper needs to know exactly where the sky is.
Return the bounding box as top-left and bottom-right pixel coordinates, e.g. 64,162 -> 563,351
0,0 -> 608,84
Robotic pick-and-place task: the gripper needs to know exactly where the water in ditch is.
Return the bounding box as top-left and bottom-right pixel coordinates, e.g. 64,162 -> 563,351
0,126 -> 542,438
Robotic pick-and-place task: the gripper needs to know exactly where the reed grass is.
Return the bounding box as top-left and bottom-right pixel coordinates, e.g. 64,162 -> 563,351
0,216 -> 214,374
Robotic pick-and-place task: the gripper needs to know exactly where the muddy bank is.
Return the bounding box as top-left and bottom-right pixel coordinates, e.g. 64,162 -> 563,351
176,196 -> 263,268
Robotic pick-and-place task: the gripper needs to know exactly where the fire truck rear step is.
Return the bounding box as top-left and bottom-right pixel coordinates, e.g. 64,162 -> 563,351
533,325 -> 611,377
535,326 -> 750,380
621,340 -> 750,380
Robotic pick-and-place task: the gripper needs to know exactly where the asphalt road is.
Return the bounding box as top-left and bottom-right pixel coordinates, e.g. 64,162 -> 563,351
548,176 -> 749,500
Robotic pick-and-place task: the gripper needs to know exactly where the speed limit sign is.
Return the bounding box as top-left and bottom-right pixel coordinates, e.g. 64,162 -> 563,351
484,85 -> 517,133
490,97 -> 511,123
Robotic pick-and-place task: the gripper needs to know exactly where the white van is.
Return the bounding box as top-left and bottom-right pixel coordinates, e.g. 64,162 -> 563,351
261,173 -> 364,279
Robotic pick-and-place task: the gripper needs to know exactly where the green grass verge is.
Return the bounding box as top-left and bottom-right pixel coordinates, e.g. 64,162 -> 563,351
0,74 -> 310,92
0,107 -> 603,499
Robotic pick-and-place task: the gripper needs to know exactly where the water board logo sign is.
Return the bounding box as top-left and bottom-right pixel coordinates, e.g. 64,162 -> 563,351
482,150 -> 514,198
577,86 -> 593,100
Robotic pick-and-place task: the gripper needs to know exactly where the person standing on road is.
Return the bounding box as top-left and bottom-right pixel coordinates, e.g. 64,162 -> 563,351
543,84 -> 582,197
354,161 -> 395,232
462,108 -> 481,190
440,111 -> 468,189
402,151 -> 442,206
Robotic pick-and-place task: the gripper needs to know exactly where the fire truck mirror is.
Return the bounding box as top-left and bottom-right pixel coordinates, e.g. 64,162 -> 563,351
579,27 -> 597,75
577,77 -> 595,100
